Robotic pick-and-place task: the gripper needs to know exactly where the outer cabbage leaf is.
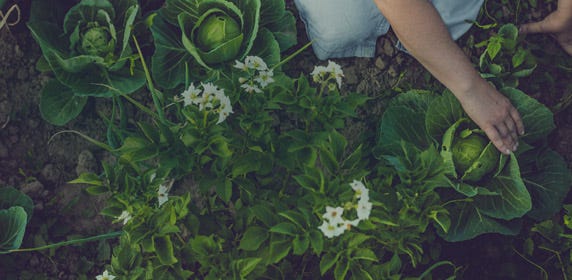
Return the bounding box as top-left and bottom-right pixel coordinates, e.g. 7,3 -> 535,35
426,90 -> 465,142
519,148 -> 572,220
0,207 -> 28,252
0,187 -> 34,222
377,106 -> 433,154
501,87 -> 554,144
438,203 -> 522,242
474,153 -> 532,220
40,79 -> 89,126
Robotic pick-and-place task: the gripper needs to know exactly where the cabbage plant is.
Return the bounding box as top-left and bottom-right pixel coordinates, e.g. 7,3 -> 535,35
27,0 -> 145,125
150,0 -> 297,89
375,88 -> 572,242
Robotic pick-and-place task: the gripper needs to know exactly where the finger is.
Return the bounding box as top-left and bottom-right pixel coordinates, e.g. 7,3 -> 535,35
503,120 -> 519,151
509,107 -> 525,136
482,126 -> 511,155
519,19 -> 558,34
495,122 -> 517,153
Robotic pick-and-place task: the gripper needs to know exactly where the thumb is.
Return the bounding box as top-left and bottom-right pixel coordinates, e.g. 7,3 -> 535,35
520,17 -> 558,34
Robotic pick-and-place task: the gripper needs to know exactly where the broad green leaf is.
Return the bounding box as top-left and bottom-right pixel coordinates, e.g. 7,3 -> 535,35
352,248 -> 378,262
154,235 -> 178,265
426,90 -> 465,141
501,87 -> 554,144
239,226 -> 268,251
475,154 -> 531,220
439,202 -> 521,242
250,204 -> 279,227
0,207 -> 28,251
0,187 -> 33,222
320,252 -> 340,275
269,222 -> 298,236
278,210 -> 308,229
292,234 -> 309,255
520,148 -> 572,220
249,27 -> 281,68
215,179 -> 232,203
234,258 -> 262,279
150,15 -> 193,89
309,230 -> 324,255
39,79 -> 88,126
334,258 -> 350,280
269,238 -> 290,264
378,106 -> 431,153
264,10 -> 297,51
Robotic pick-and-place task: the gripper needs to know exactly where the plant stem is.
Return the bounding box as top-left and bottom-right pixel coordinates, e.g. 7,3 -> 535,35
271,41 -> 313,71
132,35 -> 167,124
7,231 -> 123,253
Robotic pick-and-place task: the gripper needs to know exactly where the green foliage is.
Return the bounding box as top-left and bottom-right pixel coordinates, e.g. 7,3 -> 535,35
27,0 -> 146,125
477,24 -> 537,88
376,88 -> 571,242
0,187 -> 34,252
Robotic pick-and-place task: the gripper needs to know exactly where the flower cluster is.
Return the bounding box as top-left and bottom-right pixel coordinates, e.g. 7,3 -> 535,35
319,180 -> 372,238
311,60 -> 344,89
234,56 -> 274,93
180,82 -> 233,124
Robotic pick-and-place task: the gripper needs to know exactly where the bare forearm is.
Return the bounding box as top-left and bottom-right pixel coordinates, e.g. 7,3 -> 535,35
373,0 -> 482,99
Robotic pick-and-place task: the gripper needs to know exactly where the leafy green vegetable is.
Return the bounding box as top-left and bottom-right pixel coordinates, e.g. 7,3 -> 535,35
0,187 -> 34,252
27,0 -> 146,125
376,88 -> 571,241
150,0 -> 297,89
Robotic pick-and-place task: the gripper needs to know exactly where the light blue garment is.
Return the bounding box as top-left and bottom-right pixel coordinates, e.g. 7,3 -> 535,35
294,0 -> 484,59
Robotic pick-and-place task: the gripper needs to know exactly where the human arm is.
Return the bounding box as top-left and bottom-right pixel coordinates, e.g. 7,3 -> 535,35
372,0 -> 524,154
519,0 -> 572,55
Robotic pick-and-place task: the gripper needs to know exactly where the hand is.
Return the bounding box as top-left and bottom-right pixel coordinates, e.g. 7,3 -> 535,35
519,0 -> 572,55
457,81 -> 525,155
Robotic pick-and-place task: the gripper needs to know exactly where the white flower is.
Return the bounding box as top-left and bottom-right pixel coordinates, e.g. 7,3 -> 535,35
344,219 -> 360,231
254,70 -> 274,88
116,210 -> 132,225
319,220 -> 346,238
241,83 -> 262,94
96,270 -> 116,280
238,77 -> 249,84
181,84 -> 202,106
215,93 -> 233,124
356,200 -> 372,221
234,60 -> 248,71
310,65 -> 327,82
326,60 -> 344,88
157,184 -> 170,207
322,206 -> 345,224
245,56 -> 268,70
201,82 -> 223,96
350,180 -> 369,202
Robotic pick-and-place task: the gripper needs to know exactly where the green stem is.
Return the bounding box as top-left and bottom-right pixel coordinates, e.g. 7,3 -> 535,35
7,231 -> 123,253
132,35 -> 166,124
271,41 -> 313,71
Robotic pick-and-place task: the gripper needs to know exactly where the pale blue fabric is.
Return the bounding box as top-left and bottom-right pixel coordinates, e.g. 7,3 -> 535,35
294,0 -> 484,59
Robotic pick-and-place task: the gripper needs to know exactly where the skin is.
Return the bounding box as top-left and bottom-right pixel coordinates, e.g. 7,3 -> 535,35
373,0 -> 525,155
519,0 -> 572,55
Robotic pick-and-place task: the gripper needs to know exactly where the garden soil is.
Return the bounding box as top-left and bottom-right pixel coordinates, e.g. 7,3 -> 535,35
0,1 -> 571,279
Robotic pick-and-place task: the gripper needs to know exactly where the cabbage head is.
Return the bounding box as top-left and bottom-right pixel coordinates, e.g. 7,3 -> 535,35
27,0 -> 146,125
376,88 -> 571,242
151,0 -> 298,89
442,120 -> 501,182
